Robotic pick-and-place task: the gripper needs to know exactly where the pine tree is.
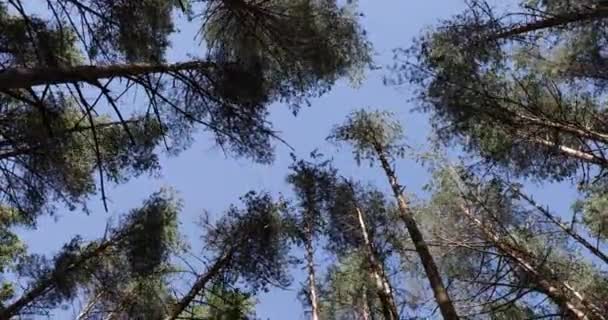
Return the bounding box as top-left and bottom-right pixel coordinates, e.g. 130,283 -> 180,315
401,0 -> 608,182
0,2 -> 370,316
0,189 -> 181,319
168,191 -> 291,320
0,189 -> 291,319
0,0 -> 370,219
287,158 -> 400,320
424,165 -> 608,319
329,109 -> 460,319
178,281 -> 256,320
285,159 -> 336,320
399,0 -> 608,272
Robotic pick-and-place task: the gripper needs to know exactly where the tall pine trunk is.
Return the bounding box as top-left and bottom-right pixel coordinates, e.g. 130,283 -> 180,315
359,288 -> 372,320
374,147 -> 459,319
353,203 -> 399,320
304,224 -> 321,320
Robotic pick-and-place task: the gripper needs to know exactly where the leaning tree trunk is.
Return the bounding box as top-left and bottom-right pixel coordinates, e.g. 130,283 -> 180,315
0,61 -> 218,90
489,6 -> 608,41
456,203 -> 606,320
165,247 -> 235,320
514,189 -> 608,265
353,202 -> 399,320
374,146 -> 459,320
304,224 -> 321,320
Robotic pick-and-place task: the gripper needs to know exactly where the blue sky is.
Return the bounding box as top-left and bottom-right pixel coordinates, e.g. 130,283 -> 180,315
18,1 -> 588,319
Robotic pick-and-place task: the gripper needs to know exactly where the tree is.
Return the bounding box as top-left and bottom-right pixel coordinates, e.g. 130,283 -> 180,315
178,281 -> 257,320
399,0 -> 608,272
424,165 -> 608,319
168,191 -> 291,320
0,0 -> 370,221
400,0 -> 608,181
0,1 -> 371,318
0,189 -> 292,319
285,159 -> 337,320
329,109 -> 460,319
326,180 -> 400,320
287,159 -> 400,320
0,189 -> 181,319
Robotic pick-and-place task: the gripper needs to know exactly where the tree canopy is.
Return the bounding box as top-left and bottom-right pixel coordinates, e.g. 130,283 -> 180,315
3,1 -> 608,319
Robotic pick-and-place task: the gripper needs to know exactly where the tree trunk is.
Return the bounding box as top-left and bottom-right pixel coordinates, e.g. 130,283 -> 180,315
514,189 -> 608,265
0,61 -> 217,90
353,203 -> 399,320
367,287 -> 378,320
374,147 -> 459,320
512,111 -> 608,145
360,288 -> 371,320
489,7 -> 608,41
457,203 -> 606,320
77,292 -> 102,320
531,137 -> 608,167
305,225 -> 321,320
165,247 -> 235,320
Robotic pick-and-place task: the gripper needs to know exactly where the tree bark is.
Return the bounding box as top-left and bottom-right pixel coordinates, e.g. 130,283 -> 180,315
165,247 -> 235,320
489,7 -> 608,41
531,137 -> 608,167
353,203 -> 399,320
374,146 -> 459,320
360,289 -> 372,320
77,292 -> 103,320
0,61 -> 217,90
304,225 -> 321,320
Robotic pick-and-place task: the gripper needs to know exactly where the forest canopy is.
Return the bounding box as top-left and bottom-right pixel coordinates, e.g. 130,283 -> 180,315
1,1 -> 607,319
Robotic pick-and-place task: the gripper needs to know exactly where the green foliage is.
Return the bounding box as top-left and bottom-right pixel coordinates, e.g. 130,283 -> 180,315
0,0 -> 372,226
284,157 -> 395,257
186,282 -> 256,320
92,274 -> 173,320
318,252 -> 381,320
2,190 -> 181,317
328,109 -> 406,165
574,185 -> 608,240
119,188 -> 181,276
325,180 -> 394,258
0,3 -> 81,67
0,94 -> 165,219
285,159 -> 337,243
0,207 -> 27,275
204,191 -> 291,293
10,1 -> 608,319
84,0 -> 181,62
398,0 -> 608,182
484,303 -> 537,320
203,0 -> 371,109
420,164 -> 608,317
